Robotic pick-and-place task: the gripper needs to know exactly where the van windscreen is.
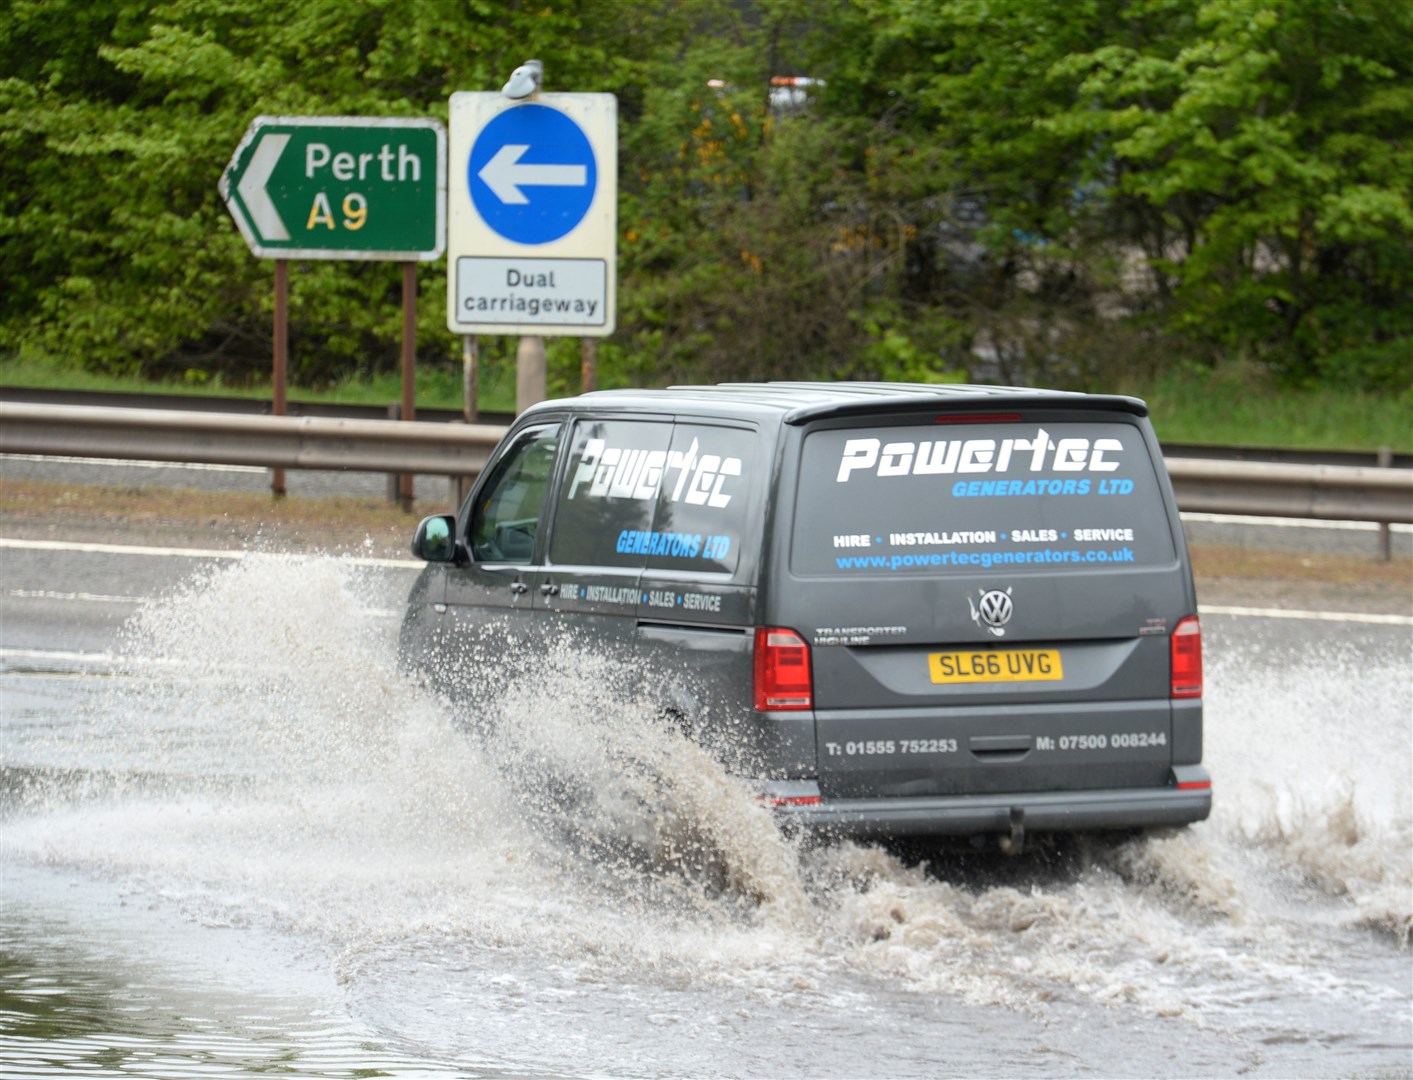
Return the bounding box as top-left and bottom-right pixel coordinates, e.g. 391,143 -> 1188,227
791,418 -> 1175,575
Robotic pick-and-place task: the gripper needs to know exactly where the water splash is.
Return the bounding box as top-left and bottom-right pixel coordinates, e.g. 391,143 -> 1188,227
4,555 -> 1409,1063
1202,635 -> 1412,944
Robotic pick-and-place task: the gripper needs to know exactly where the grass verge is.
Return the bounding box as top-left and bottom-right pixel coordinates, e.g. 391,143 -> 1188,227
1126,369 -> 1412,452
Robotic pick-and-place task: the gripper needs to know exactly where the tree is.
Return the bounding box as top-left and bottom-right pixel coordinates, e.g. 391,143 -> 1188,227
3,0 -> 1409,393
0,0 -> 628,384
808,0 -> 1412,387
1047,0 -> 1413,386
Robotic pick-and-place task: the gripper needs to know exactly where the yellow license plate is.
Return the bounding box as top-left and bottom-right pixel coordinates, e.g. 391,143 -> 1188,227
929,649 -> 1064,684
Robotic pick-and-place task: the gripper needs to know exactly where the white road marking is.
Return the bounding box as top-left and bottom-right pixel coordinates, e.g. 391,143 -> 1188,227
0,537 -> 421,569
2,453 -> 264,473
0,649 -> 253,673
8,589 -> 141,604
0,537 -> 245,560
1199,604 -> 1411,627
0,647 -> 123,665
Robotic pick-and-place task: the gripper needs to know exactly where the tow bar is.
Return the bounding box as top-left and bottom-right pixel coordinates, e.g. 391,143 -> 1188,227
997,806 -> 1026,856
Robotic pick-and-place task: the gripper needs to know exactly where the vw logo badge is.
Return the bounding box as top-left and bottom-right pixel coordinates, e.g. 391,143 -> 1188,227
969,588 -> 1014,637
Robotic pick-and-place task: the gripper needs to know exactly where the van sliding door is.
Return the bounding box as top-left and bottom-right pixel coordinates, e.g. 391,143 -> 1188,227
533,417 -> 672,663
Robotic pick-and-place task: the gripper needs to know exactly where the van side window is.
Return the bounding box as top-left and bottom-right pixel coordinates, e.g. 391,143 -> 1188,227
468,424 -> 560,563
643,423 -> 755,575
549,419 -> 672,567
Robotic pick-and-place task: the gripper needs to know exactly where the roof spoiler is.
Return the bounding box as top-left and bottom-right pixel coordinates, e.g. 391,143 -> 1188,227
781,392 -> 1150,425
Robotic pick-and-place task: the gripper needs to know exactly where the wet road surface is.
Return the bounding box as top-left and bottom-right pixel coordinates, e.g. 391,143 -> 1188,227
1,535 -> 1409,1078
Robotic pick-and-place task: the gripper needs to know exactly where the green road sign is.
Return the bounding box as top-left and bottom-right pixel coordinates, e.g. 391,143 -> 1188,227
221,116 -> 446,261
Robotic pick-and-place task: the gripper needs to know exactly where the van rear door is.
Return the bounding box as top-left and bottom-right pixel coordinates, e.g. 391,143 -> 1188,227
773,405 -> 1197,801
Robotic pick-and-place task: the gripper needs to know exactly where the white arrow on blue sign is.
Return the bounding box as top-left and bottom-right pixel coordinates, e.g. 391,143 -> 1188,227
478,145 -> 585,204
469,104 -> 597,243
448,92 -> 617,337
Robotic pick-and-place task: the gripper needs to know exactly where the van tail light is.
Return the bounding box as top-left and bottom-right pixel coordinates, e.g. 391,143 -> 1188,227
754,627 -> 813,711
760,794 -> 823,807
933,413 -> 1022,425
1170,616 -> 1202,698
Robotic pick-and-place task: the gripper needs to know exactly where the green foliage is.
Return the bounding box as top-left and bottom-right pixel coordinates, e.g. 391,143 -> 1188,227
0,0 -> 630,384
1131,365 -> 1412,452
2,0 -> 1409,396
1038,0 -> 1413,379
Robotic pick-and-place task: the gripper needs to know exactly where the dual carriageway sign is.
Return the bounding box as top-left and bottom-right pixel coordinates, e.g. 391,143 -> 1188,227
447,92 -> 618,337
221,98 -> 618,336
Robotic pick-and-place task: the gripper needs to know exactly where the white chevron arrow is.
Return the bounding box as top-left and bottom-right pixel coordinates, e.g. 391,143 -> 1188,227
478,143 -> 587,205
237,133 -> 290,241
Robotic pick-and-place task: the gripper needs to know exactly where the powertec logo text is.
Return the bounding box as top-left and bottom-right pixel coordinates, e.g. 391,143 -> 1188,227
836,430 -> 1122,482
568,438 -> 742,507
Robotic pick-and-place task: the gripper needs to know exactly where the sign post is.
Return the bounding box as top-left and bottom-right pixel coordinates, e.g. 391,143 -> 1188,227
273,259 -> 288,495
447,91 -> 617,408
222,116 -> 446,503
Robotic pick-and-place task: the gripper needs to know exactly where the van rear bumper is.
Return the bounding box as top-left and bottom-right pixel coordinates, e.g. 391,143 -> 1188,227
760,769 -> 1211,838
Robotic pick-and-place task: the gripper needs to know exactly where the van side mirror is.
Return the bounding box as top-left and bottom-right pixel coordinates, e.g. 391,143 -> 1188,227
411,514 -> 461,563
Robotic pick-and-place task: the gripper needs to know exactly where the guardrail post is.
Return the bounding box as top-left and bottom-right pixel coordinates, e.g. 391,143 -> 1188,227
1377,446 -> 1393,561
386,402 -> 401,504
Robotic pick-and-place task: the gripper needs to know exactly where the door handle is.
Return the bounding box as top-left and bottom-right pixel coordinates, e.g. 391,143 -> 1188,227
510,581 -> 529,595
540,582 -> 560,597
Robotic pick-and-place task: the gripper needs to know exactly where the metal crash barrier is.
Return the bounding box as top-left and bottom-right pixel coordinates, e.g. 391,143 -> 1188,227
3,401 -> 1411,531
1,402 -> 503,501
1164,457 -> 1413,525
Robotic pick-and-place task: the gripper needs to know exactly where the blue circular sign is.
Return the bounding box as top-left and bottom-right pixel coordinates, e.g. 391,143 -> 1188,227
469,104 -> 598,245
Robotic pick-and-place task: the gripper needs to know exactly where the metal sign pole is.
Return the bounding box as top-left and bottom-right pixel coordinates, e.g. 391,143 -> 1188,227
515,335 -> 546,413
581,336 -> 597,393
400,261 -> 417,512
462,335 -> 479,423
272,258 -> 288,497
220,114 -> 447,503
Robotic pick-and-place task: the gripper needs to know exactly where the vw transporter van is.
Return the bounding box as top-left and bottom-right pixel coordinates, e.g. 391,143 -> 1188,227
400,382 -> 1210,848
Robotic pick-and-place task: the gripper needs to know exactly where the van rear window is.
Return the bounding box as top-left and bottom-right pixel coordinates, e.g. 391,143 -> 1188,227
791,419 -> 1176,575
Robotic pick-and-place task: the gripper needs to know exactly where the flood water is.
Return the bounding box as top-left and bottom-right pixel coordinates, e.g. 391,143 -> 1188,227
2,554 -> 1410,1078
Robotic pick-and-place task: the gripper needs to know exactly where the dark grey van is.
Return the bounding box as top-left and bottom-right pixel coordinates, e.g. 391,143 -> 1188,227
400,382 -> 1210,848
